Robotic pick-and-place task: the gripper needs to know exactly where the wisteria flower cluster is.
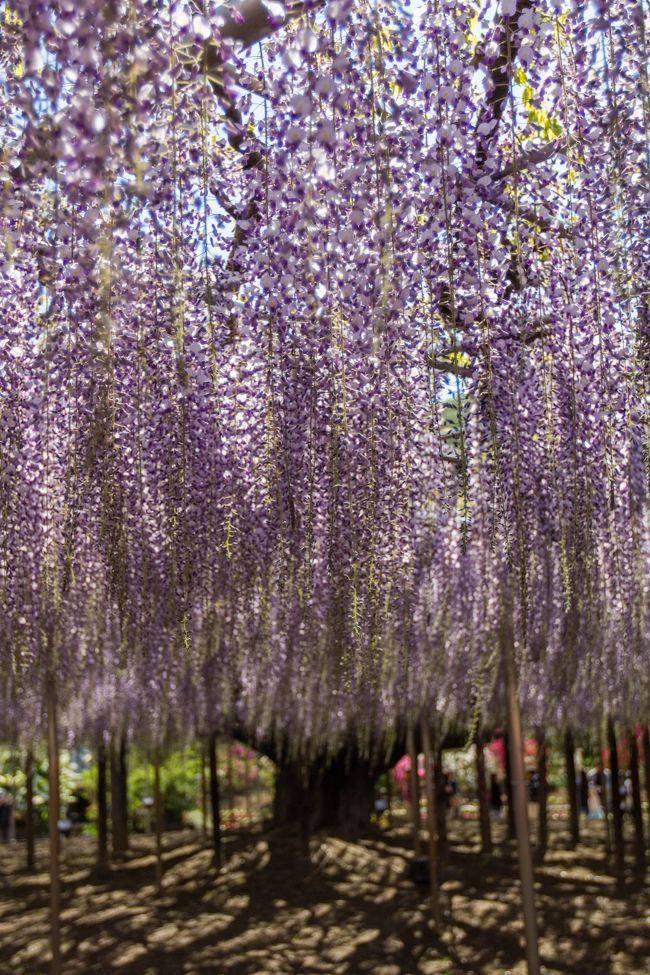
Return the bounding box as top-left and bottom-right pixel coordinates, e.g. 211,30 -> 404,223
0,0 -> 647,752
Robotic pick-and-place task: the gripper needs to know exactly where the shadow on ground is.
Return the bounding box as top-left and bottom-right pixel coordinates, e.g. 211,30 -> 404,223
1,818 -> 648,975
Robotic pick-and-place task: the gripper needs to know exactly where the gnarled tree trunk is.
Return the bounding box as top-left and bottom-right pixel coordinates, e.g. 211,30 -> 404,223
273,747 -> 378,837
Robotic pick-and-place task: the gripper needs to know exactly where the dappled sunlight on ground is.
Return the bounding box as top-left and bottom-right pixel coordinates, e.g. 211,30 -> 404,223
1,819 -> 649,974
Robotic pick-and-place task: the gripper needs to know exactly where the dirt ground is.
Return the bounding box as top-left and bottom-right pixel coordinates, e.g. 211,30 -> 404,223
1,816 -> 649,975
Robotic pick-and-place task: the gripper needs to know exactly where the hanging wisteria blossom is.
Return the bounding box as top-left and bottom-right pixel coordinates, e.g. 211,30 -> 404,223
0,0 -> 647,755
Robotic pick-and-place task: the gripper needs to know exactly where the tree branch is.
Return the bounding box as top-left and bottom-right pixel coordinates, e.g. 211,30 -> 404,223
475,0 -> 533,166
429,357 -> 474,379
210,0 -> 326,55
490,134 -> 575,181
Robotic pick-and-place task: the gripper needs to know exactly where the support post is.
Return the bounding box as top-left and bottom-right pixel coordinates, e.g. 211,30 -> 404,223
407,725 -> 422,856
154,748 -> 163,891
200,741 -> 208,839
643,725 -> 650,845
25,749 -> 35,871
298,759 -> 312,857
503,620 -> 541,975
245,748 -> 252,824
97,743 -> 108,866
110,734 -> 129,858
385,763 -> 393,828
598,723 -> 611,856
475,726 -> 492,855
421,715 -> 442,930
607,716 -> 625,877
628,728 -> 645,874
227,738 -> 235,824
46,677 -> 61,975
208,732 -> 222,868
536,727 -> 548,862
434,741 -> 447,864
504,728 -> 516,841
119,735 -> 129,851
564,727 -> 579,848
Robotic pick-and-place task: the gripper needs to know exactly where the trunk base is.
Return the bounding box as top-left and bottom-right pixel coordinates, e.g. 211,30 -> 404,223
274,749 -> 377,837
